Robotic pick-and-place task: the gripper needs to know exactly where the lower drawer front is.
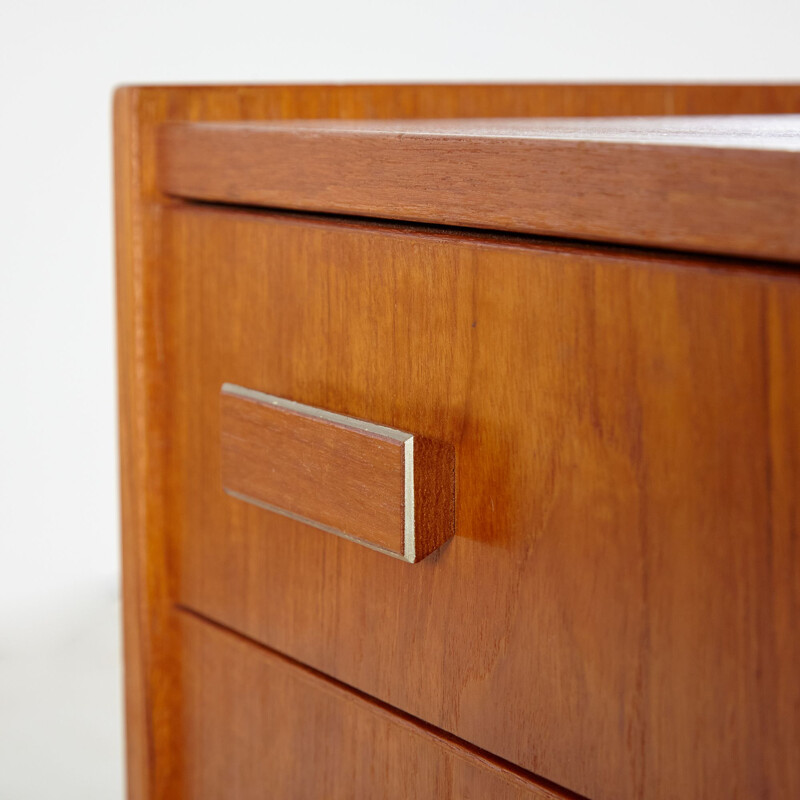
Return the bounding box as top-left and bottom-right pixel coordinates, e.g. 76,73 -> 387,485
179,611 -> 562,800
168,206 -> 800,800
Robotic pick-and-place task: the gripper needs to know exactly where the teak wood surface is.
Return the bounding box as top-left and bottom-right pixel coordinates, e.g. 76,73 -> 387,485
168,205 -> 800,800
219,384 -> 454,561
115,84 -> 800,800
179,609 -> 573,800
160,115 -> 800,263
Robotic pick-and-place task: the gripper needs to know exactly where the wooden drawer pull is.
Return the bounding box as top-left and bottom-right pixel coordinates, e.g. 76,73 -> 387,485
220,384 -> 455,562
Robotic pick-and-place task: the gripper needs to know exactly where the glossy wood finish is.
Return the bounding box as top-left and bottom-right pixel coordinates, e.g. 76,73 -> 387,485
115,90 -> 183,800
220,383 -> 454,561
168,205 -> 800,800
115,84 -> 800,800
160,115 -> 800,262
179,610 -> 574,800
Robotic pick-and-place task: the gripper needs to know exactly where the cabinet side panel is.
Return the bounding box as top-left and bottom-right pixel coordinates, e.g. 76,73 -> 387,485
115,87 -> 183,800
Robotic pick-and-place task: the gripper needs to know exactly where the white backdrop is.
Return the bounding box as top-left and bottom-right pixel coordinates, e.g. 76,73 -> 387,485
0,0 -> 798,796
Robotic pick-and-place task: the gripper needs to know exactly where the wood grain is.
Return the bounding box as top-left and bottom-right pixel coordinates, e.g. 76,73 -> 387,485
179,609 -> 575,800
115,84 -> 800,800
159,115 -> 800,262
168,205 -> 800,800
220,384 -> 454,561
114,89 -> 183,800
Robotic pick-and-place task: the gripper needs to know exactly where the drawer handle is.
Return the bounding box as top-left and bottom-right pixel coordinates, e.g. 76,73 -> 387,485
220,384 -> 455,562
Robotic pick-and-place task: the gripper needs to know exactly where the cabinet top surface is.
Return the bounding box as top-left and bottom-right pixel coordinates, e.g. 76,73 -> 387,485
174,114 -> 800,150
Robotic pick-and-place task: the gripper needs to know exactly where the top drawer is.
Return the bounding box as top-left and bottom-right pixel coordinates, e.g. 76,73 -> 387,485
166,204 -> 800,800
159,115 -> 800,262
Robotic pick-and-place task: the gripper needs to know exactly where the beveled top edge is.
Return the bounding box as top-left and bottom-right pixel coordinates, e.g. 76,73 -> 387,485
221,383 -> 413,444
172,115 -> 800,152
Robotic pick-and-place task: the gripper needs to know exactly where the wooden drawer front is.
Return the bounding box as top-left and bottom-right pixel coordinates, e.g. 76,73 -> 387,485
179,610 -> 564,800
168,206 -> 800,800
160,115 -> 800,263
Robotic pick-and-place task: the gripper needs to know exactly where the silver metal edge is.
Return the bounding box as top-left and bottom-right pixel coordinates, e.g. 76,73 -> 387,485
403,437 -> 415,563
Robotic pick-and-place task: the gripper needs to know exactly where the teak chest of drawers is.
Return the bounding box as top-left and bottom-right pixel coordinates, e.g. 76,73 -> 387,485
115,84 -> 800,800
